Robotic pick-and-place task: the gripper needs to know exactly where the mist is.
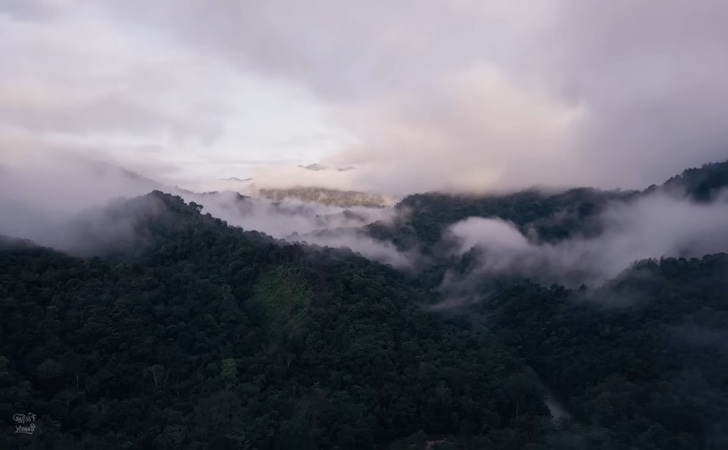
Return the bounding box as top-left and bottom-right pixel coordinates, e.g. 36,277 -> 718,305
3,0 -> 728,274
195,191 -> 413,268
444,190 -> 728,287
0,154 -> 414,267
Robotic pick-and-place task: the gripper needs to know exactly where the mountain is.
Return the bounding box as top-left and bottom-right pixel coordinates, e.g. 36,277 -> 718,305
660,160 -> 728,202
480,255 -> 728,449
0,191 -> 551,450
366,160 -> 728,254
202,164 -> 388,208
257,186 -> 392,208
3,160 -> 728,449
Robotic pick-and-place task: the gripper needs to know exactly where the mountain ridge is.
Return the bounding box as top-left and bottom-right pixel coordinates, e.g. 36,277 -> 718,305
3,159 -> 728,448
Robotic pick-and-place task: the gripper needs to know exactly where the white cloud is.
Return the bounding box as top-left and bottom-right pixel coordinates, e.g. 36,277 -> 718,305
2,0 -> 727,195
447,191 -> 728,286
324,65 -> 585,194
0,150 -> 416,267
448,217 -> 530,254
0,2 -> 349,182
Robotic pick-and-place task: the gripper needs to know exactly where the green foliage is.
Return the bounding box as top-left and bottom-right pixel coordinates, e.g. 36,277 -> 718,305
478,255 -> 728,449
3,159 -> 728,449
387,160 -> 728,254
661,161 -> 728,202
221,358 -> 239,389
368,188 -> 635,254
251,266 -> 314,344
0,192 -> 550,449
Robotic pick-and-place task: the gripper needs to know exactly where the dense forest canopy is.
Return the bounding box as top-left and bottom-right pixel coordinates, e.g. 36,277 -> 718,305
1,192 -> 552,449
365,161 -> 728,289
1,161 -> 728,449
368,161 -> 728,255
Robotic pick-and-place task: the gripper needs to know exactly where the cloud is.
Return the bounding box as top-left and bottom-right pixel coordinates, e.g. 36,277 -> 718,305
2,0 -> 728,196
100,0 -> 576,193
0,151 -> 415,267
5,0 -> 727,270
449,217 -> 530,254
0,88 -> 213,139
96,0 -> 728,194
190,192 -> 414,268
288,229 -> 414,269
101,0 -> 545,101
544,0 -> 728,188
0,146 -> 163,255
0,144 -> 159,219
0,0 -> 62,20
0,9 -> 223,143
324,66 -> 584,194
446,190 -> 728,286
0,3 -> 341,184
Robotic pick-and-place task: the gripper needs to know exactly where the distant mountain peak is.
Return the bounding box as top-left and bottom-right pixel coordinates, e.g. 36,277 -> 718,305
257,186 -> 392,208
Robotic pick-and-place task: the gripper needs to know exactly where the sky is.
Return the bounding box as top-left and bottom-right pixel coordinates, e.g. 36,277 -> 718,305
1,0 -> 727,195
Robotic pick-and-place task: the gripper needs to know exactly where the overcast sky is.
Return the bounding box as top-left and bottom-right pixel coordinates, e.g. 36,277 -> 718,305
1,0 -> 727,195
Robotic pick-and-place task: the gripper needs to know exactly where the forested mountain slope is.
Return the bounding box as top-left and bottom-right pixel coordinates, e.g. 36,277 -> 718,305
367,161 -> 728,254
660,161 -> 728,202
2,160 -> 728,450
368,187 -> 634,253
481,255 -> 728,449
0,192 -> 550,450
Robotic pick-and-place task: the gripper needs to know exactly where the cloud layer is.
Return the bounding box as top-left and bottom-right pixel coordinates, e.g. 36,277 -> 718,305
446,191 -> 728,286
2,0 -> 727,194
0,151 -> 412,267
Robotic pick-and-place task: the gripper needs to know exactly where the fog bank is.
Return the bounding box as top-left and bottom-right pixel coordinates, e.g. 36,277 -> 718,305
445,191 -> 728,286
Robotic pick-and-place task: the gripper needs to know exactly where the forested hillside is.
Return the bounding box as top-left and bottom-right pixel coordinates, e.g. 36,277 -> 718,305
367,188 -> 634,254
0,192 -> 550,450
367,161 -> 728,255
480,255 -> 728,449
2,161 -> 728,449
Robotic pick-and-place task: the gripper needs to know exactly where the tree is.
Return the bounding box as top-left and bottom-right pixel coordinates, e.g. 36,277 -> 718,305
220,358 -> 238,389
